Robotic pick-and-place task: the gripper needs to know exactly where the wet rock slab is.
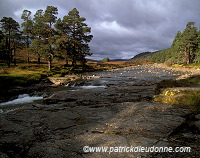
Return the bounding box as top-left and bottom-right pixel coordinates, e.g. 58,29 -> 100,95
0,101 -> 192,158
1,64 -> 200,157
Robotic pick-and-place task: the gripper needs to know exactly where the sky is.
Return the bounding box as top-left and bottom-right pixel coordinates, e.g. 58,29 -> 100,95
0,0 -> 199,60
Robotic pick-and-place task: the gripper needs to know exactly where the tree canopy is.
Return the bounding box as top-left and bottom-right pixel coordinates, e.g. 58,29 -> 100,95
132,22 -> 200,65
0,17 -> 20,67
0,6 -> 93,70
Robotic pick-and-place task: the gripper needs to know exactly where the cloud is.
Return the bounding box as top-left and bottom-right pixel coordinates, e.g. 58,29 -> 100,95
0,0 -> 199,60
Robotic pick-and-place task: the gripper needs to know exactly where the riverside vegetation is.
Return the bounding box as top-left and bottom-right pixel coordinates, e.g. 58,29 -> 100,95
154,74 -> 200,112
1,6 -> 200,157
0,6 -> 93,71
1,63 -> 200,158
131,22 -> 200,65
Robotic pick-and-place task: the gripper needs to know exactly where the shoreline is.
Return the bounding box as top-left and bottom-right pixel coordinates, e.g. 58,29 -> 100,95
0,63 -> 199,103
1,63 -> 200,157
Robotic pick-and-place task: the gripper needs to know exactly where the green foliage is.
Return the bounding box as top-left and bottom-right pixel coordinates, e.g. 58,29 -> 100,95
102,57 -> 110,62
132,22 -> 199,65
154,89 -> 200,112
173,91 -> 200,111
154,74 -> 200,112
0,73 -> 42,86
55,8 -> 93,68
0,17 -> 21,67
130,52 -> 152,63
156,75 -> 200,92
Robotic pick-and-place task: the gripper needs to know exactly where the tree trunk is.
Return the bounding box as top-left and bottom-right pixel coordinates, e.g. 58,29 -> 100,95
7,56 -> 10,67
13,42 -> 17,66
48,54 -> 53,71
48,60 -> 51,71
186,51 -> 191,64
65,59 -> 68,67
7,33 -> 11,67
37,57 -> 40,65
71,56 -> 76,69
184,47 -> 191,64
27,35 -> 30,64
27,53 -> 30,65
13,50 -> 16,66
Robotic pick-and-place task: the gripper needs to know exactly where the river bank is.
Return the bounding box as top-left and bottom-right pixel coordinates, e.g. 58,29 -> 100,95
0,64 -> 200,158
0,63 -> 199,103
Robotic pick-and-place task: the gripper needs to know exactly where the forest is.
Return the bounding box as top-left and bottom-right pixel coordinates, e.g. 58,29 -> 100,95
0,6 -> 93,71
131,22 -> 200,66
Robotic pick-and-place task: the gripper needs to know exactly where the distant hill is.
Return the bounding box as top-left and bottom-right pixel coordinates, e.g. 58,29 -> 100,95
110,59 -> 129,62
130,49 -> 171,64
130,52 -> 152,61
131,21 -> 200,65
86,58 -> 129,62
86,59 -> 100,62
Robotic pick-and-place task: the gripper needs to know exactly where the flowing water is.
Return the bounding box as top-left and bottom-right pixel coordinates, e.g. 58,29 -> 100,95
0,84 -> 108,113
0,94 -> 44,113
0,65 -> 182,113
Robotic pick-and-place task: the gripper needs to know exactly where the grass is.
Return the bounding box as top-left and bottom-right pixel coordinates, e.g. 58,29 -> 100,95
156,75 -> 200,93
183,63 -> 200,67
154,75 -> 200,112
154,89 -> 200,112
173,91 -> 200,112
0,59 -> 141,88
0,70 -> 44,86
171,63 -> 200,68
0,61 -> 48,87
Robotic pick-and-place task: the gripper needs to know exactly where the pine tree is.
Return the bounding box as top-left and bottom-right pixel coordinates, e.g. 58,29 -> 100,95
194,29 -> 200,63
56,8 -> 93,68
43,6 -> 58,71
21,9 -> 33,64
29,9 -> 47,65
171,31 -> 183,64
55,18 -> 70,65
0,17 -> 20,67
180,22 -> 198,64
30,6 -> 58,70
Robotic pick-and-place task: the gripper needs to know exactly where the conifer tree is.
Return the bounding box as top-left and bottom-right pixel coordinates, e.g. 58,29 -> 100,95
0,17 -> 20,67
171,31 -> 183,63
21,9 -> 33,64
181,22 -> 198,64
43,6 -> 58,71
56,8 -> 93,68
28,9 -> 46,65
30,6 -> 58,70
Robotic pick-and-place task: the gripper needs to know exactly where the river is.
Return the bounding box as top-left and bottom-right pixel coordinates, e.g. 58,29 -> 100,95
0,64 -> 182,113
1,64 -> 200,158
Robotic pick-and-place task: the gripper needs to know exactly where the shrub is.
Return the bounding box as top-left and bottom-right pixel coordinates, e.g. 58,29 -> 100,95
102,57 -> 110,62
164,58 -> 175,66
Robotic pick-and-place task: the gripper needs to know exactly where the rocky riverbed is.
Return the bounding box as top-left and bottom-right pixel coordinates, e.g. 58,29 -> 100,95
0,64 -> 200,158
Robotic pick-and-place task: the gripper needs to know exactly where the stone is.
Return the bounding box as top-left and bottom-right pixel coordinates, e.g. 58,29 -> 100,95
1,64 -> 199,157
194,121 -> 200,129
0,152 -> 9,158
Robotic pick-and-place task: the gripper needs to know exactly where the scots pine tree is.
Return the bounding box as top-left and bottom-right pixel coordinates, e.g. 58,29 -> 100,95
0,17 -> 20,67
181,22 -> 198,64
43,6 -> 58,71
21,9 -> 33,64
56,8 -> 93,68
30,6 -> 58,70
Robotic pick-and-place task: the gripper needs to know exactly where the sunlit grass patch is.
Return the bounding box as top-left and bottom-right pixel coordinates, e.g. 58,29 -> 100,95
183,63 -> 200,67
154,89 -> 200,112
156,75 -> 200,93
172,91 -> 200,112
0,72 -> 43,86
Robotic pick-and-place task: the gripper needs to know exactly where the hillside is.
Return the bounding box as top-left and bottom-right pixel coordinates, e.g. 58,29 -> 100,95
131,22 -> 200,66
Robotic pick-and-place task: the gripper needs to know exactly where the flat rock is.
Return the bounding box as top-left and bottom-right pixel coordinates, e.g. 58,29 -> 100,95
1,64 -> 199,157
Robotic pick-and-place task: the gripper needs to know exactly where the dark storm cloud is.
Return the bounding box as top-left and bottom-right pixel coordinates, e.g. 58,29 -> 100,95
0,0 -> 199,60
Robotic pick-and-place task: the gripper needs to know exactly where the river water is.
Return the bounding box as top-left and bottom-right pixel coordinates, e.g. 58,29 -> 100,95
0,64 -> 182,113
